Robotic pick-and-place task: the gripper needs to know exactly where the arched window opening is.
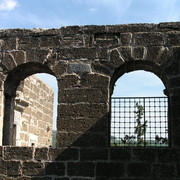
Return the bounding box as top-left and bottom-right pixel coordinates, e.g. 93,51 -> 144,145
12,73 -> 58,147
111,70 -> 168,147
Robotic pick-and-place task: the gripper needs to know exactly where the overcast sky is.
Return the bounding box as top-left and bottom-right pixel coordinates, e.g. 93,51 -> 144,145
1,0 -> 179,129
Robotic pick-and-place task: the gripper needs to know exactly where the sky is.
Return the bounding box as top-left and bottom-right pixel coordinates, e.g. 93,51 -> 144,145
0,0 -> 179,129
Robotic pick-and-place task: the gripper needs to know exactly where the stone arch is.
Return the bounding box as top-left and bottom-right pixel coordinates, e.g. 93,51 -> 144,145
3,62 -> 56,145
109,60 -> 170,146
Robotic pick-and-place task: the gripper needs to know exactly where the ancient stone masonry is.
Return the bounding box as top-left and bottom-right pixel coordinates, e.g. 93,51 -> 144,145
0,22 -> 180,179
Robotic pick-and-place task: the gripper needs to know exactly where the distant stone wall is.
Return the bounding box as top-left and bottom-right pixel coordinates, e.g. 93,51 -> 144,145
15,75 -> 54,147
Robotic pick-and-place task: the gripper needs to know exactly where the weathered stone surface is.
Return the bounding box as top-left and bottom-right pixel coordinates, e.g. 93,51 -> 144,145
11,50 -> 26,65
96,162 -> 124,177
110,148 -> 131,161
81,73 -> 110,88
1,38 -> 18,50
2,52 -> 16,70
49,147 -> 78,161
23,161 -> 44,176
119,46 -> 132,61
40,35 -> 61,48
80,148 -> 108,161
35,148 -> 48,161
67,162 -> 95,177
134,32 -> 164,46
58,74 -> 80,88
127,163 -> 151,177
109,49 -> 124,68
133,47 -> 145,60
4,147 -> 33,160
67,63 -> 91,76
120,33 -> 132,46
53,61 -> 67,77
58,103 -> 108,118
45,162 -> 65,176
166,31 -> 180,45
58,88 -> 108,103
59,47 -> 96,60
6,160 -> 22,176
172,46 -> 180,60
19,37 -> 39,50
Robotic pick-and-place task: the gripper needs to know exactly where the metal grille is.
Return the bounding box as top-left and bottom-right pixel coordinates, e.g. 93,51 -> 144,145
111,97 -> 168,147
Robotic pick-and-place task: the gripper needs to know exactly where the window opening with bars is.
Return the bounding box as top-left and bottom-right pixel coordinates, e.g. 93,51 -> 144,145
111,97 -> 168,147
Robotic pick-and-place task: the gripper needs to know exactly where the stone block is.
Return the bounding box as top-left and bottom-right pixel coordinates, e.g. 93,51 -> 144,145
6,160 -> 22,177
2,52 -> 16,70
56,132 -> 108,147
57,116 -> 108,133
80,148 -> 108,161
110,148 -> 131,161
23,161 -> 44,176
109,49 -> 124,68
97,48 -> 108,59
67,162 -> 95,177
120,33 -> 132,46
45,162 -> 65,176
59,47 -> 96,60
119,46 -> 132,61
127,163 -> 151,177
96,162 -> 124,178
81,73 -> 110,88
53,61 -> 67,78
133,47 -> 145,60
0,146 -> 3,157
67,63 -> 91,76
1,37 -> 17,50
19,37 -> 39,50
166,31 -> 180,45
172,46 -> 180,61
62,35 -> 84,47
35,148 -> 48,161
134,32 -> 164,46
11,50 -> 26,65
58,103 -> 108,118
60,26 -> 82,35
132,148 -> 156,163
40,35 -> 61,48
49,147 -> 79,161
152,163 -> 176,178
58,88 -> 108,104
4,147 -> 33,160
157,148 -> 180,163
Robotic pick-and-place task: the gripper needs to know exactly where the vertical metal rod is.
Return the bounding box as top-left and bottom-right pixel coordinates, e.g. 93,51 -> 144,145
143,97 -> 146,147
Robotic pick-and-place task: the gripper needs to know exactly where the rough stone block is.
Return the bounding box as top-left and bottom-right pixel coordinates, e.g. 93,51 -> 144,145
57,116 -> 108,133
4,147 -> 33,160
59,47 -> 96,60
132,148 -> 156,163
127,163 -> 151,177
45,162 -> 65,176
11,50 -> 26,65
60,26 -> 82,35
2,52 -> 16,70
96,162 -> 124,178
56,132 -> 108,147
62,35 -> 84,47
120,33 -> 132,46
23,161 -> 44,176
1,38 -> 17,50
81,73 -> 110,88
19,37 -> 39,50
35,148 -> 48,161
133,47 -> 145,60
80,148 -> 108,161
109,49 -> 124,68
58,103 -> 108,118
134,32 -> 164,46
119,46 -> 132,61
152,163 -> 176,178
6,160 -> 22,176
58,88 -> 108,104
49,147 -> 78,161
167,31 -> 180,45
67,63 -> 91,76
58,74 -> 80,88
40,35 -> 61,48
0,146 -> 3,157
172,46 -> 180,61
110,148 -> 131,161
67,162 -> 95,177
157,148 -> 180,163
53,61 -> 67,78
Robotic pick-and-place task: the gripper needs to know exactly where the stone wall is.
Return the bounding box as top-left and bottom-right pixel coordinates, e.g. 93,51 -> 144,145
0,22 -> 180,179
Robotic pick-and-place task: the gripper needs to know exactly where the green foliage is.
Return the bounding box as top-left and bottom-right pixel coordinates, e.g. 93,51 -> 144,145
114,35 -> 119,40
155,135 -> 168,144
134,102 -> 147,146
